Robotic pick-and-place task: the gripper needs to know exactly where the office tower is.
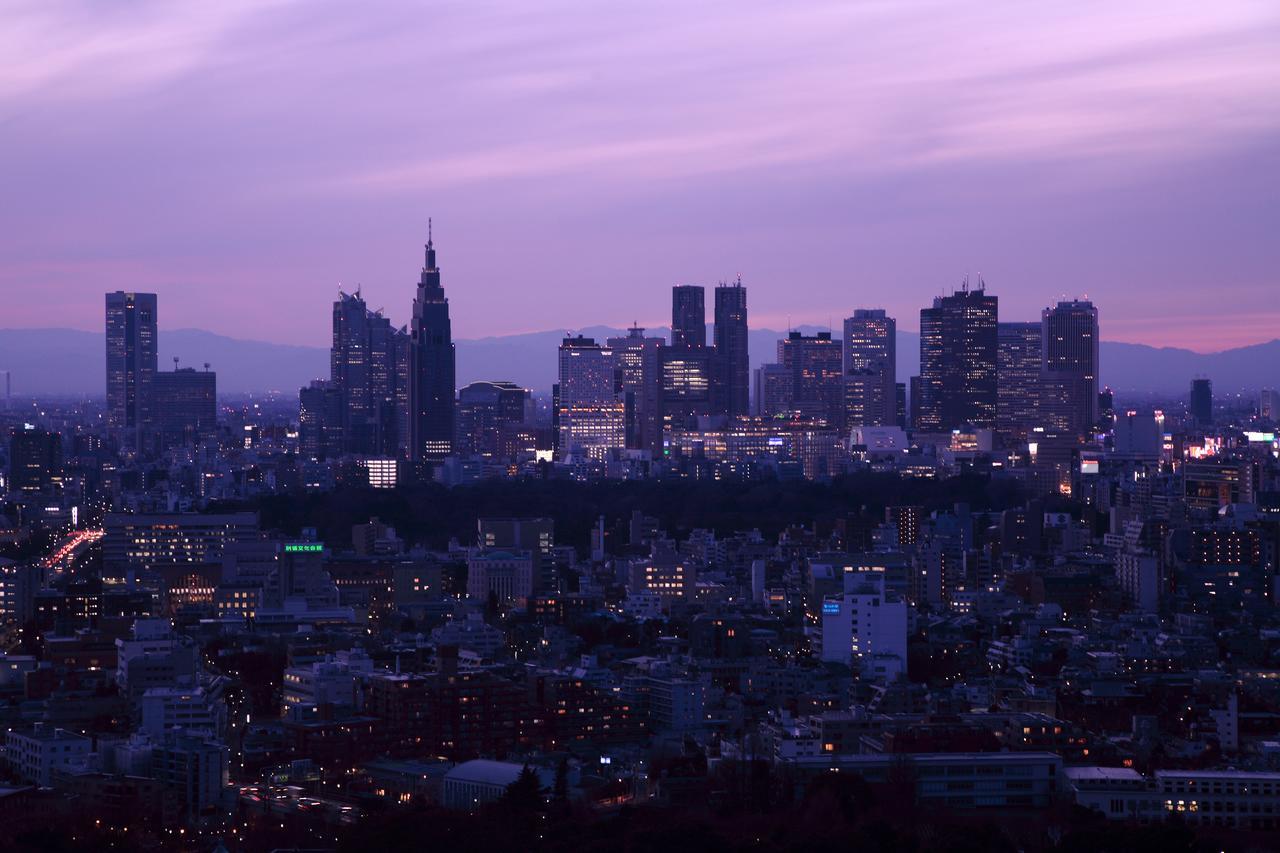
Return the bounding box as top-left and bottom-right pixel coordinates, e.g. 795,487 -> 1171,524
661,344 -> 714,429
908,375 -> 921,430
895,382 -> 907,430
917,283 -> 998,432
842,309 -> 896,428
1040,300 -> 1099,437
1262,388 -> 1280,422
997,322 -> 1042,441
105,291 -> 158,447
152,367 -> 217,449
332,291 -> 404,456
671,285 -> 706,348
1098,387 -> 1115,433
754,363 -> 792,418
299,380 -> 344,460
409,225 -> 457,461
1190,378 -> 1213,427
8,425 -> 62,492
778,331 -> 843,426
713,279 -> 750,417
556,335 -> 624,461
607,326 -> 665,454
456,380 -> 529,458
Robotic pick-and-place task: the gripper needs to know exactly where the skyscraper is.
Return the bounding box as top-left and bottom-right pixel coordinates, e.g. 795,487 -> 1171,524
917,284 -> 998,432
778,331 -> 844,426
997,321 -> 1042,440
299,380 -> 344,460
1190,378 -> 1213,427
8,425 -> 62,492
842,309 -> 896,428
607,326 -> 665,454
456,380 -> 529,459
332,290 -> 404,456
105,291 -> 158,448
671,285 -> 706,348
556,335 -> 624,461
152,367 -> 217,449
1040,300 -> 1099,437
409,224 -> 456,462
713,279 -> 749,417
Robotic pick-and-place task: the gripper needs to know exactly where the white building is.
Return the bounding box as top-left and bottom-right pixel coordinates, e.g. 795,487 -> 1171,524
819,571 -> 908,681
140,684 -> 226,739
442,760 -> 553,811
4,725 -> 92,787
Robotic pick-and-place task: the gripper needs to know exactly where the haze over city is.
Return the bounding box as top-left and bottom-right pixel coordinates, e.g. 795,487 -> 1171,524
4,1 -> 1279,351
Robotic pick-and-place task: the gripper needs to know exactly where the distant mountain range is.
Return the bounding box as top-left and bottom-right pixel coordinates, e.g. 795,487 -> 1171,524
1,326 -> 1277,397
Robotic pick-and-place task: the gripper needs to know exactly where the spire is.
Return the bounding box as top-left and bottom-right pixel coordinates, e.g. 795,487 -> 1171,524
424,218 -> 436,271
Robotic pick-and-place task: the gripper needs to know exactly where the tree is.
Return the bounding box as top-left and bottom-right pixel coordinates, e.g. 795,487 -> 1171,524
502,766 -> 544,814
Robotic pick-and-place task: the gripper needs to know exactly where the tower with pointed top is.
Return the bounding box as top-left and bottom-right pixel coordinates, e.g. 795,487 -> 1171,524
409,222 -> 456,461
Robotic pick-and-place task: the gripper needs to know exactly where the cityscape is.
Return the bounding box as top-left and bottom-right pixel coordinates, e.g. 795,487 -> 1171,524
3,3 -> 1280,852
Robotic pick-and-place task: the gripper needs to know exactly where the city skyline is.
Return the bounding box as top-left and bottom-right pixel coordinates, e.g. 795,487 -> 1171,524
3,2 -> 1279,351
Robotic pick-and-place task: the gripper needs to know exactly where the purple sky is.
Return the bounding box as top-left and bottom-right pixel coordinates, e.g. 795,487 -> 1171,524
4,1 -> 1278,351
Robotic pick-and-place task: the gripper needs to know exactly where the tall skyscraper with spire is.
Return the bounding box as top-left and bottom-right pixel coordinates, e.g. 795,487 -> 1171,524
409,222 -> 456,462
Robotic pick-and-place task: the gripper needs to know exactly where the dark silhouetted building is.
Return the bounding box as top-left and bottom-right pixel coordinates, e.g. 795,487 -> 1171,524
8,425 -> 62,492
299,380 -> 344,460
917,283 -> 997,432
1190,377 -> 1213,427
456,380 -> 529,459
1040,300 -> 1099,437
153,367 -> 216,449
779,332 -> 843,426
409,224 -> 457,462
671,285 -> 706,348
714,279 -> 750,417
106,291 -> 158,448
332,290 -> 407,456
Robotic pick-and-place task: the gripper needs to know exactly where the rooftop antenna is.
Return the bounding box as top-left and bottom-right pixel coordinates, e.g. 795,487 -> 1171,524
204,362 -> 211,373
173,356 -> 179,370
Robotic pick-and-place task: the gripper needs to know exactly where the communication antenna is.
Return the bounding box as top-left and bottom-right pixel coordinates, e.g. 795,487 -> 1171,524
173,356 -> 179,370
204,362 -> 211,373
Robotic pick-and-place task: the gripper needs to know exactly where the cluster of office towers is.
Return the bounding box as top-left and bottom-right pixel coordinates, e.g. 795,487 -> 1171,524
554,281 -> 749,460
104,236 -> 1100,464
299,228 -> 458,464
559,280 -> 1101,462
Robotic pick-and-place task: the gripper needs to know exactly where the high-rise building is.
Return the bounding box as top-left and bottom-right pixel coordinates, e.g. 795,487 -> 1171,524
556,335 -> 624,461
1190,378 -> 1213,427
779,331 -> 843,426
1262,388 -> 1280,422
917,284 -> 998,432
456,380 -> 529,459
152,367 -> 217,449
1040,300 -> 1099,437
997,322 -> 1042,440
409,225 -> 457,462
8,425 -> 62,492
713,280 -> 750,417
661,345 -> 714,429
299,380 -> 344,460
671,285 -> 706,348
105,291 -> 158,448
842,309 -> 896,428
332,291 -> 406,456
607,327 -> 665,454
754,363 -> 792,418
